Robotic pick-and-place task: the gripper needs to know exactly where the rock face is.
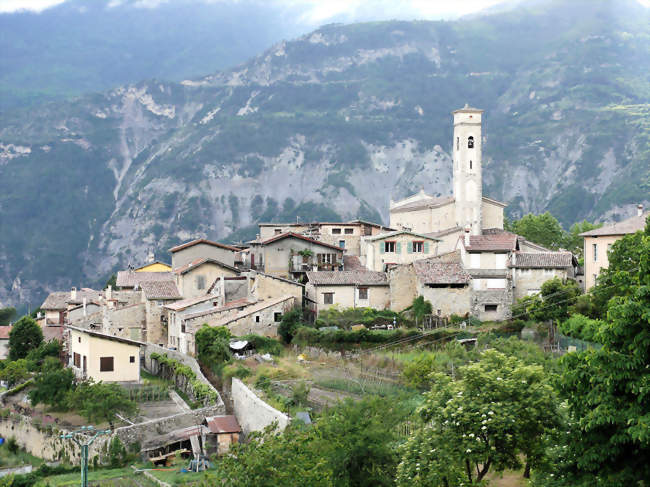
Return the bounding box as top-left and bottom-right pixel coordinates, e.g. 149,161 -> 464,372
1,0 -> 649,308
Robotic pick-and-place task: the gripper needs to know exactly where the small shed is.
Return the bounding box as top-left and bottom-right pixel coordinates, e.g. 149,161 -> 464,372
204,415 -> 241,454
229,340 -> 255,358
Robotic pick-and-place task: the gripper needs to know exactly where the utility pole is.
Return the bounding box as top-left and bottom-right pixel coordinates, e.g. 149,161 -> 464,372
61,426 -> 111,487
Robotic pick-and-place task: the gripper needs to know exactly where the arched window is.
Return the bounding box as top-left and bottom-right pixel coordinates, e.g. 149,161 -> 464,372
468,136 -> 474,149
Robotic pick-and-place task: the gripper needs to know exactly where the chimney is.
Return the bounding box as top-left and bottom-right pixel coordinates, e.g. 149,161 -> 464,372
106,284 -> 112,301
83,297 -> 87,317
464,226 -> 471,247
70,287 -> 77,301
638,204 -> 643,217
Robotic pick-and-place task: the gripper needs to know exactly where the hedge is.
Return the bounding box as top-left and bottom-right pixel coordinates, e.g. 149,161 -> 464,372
150,353 -> 217,404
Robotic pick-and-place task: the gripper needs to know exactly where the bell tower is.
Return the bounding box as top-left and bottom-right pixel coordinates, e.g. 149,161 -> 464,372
452,104 -> 483,235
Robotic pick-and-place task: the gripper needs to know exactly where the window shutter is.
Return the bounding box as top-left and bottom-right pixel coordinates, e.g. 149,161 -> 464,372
380,243 -> 385,254
396,242 -> 402,254
424,242 -> 430,253
407,242 -> 413,254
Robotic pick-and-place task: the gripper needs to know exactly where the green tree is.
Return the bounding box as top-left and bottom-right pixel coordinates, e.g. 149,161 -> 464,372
29,365 -> 74,410
25,340 -> 61,370
565,220 -> 602,261
398,350 -> 560,485
0,307 -> 16,326
8,316 -> 43,361
0,359 -> 30,387
67,380 -> 137,428
544,222 -> 650,486
104,273 -> 117,289
509,212 -> 566,250
410,296 -> 433,324
277,308 -> 302,344
195,325 -> 231,369
528,278 -> 581,326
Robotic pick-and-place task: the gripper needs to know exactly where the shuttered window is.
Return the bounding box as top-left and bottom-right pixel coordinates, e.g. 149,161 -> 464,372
73,352 -> 80,368
100,357 -> 114,372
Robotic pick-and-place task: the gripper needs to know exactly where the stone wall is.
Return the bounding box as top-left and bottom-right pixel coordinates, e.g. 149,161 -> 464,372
252,272 -> 304,307
231,378 -> 289,436
103,303 -> 146,341
143,344 -> 224,409
388,264 -> 418,312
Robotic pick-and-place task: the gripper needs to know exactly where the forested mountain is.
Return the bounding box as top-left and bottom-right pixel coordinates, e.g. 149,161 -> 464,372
0,0 -> 649,309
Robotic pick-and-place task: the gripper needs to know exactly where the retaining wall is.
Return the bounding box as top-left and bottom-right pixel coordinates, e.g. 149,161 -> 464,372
231,378 -> 289,435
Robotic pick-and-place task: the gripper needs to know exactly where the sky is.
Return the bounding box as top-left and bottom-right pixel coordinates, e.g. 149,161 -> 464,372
1,0 -> 649,18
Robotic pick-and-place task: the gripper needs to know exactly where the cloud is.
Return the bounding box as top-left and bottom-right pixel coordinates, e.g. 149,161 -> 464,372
0,0 -> 65,12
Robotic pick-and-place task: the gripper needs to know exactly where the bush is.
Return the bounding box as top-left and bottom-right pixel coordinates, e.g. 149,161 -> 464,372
223,363 -> 252,380
289,381 -> 310,407
559,314 -> 604,342
6,436 -> 19,454
315,307 -> 401,330
292,326 -> 421,347
278,308 -> 303,344
241,334 -> 283,356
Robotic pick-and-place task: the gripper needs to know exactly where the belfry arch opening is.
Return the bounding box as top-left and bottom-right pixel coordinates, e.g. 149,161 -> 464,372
468,136 -> 474,149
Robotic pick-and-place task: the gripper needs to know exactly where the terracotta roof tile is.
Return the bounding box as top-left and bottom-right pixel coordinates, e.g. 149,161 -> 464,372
260,232 -> 344,251
139,280 -> 181,300
413,255 -> 471,285
0,326 -> 11,340
169,238 -> 239,253
580,212 -> 649,237
510,252 -> 575,268
343,255 -> 365,270
206,415 -> 241,434
306,271 -> 388,286
173,257 -> 240,275
116,271 -> 173,288
165,294 -> 221,312
463,232 -> 518,252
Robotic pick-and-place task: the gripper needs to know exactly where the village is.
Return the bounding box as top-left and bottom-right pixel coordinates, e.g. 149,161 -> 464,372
0,106 -> 648,486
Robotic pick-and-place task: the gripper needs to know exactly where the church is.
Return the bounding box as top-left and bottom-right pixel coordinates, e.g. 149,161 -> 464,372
389,105 -> 507,254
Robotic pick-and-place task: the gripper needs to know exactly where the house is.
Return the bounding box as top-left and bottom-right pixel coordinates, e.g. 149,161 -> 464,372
135,261 -> 172,273
455,229 -> 516,321
0,326 -> 11,359
66,326 -> 142,383
305,271 -> 389,316
247,271 -> 305,308
248,232 -> 344,279
41,287 -> 104,325
388,106 -> 508,254
257,220 -> 393,256
580,205 -> 648,290
139,280 -> 182,345
116,270 -> 174,291
360,230 -> 441,271
173,258 -> 240,299
204,415 -> 241,455
510,252 -> 578,300
169,238 -> 239,269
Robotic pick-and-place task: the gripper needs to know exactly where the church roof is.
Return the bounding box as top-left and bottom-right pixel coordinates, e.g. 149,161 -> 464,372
390,194 -> 506,214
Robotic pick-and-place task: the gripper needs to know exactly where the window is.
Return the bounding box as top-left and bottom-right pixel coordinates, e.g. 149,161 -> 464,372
339,240 -> 346,248
593,243 -> 598,262
274,312 -> 282,322
73,352 -> 80,368
181,324 -> 186,333
196,275 -> 206,290
484,304 -> 498,312
469,160 -> 472,170
543,268 -> 554,275
100,357 -> 114,372
456,136 -> 459,151
129,356 -> 135,363
332,228 -> 342,235
323,293 -> 334,305
607,243 -> 612,253
358,287 -> 368,300
255,315 -> 260,323
274,228 -> 282,235
384,241 -> 396,253
344,228 -> 354,235
78,336 -> 81,343
318,253 -> 336,264
468,136 -> 474,148
412,241 -> 424,253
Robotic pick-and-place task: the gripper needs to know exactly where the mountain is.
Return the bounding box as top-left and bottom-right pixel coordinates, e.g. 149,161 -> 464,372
1,0 -> 649,309
0,0 -> 310,111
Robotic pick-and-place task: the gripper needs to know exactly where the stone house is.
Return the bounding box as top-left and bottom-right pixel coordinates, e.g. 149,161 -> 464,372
41,287 -> 104,325
248,233 -> 344,279
210,295 -> 295,340
204,415 -> 241,455
169,238 -> 239,269
510,252 -> 578,300
360,230 -> 440,272
116,271 -> 174,291
247,271 -> 305,308
580,205 -> 648,290
138,280 -> 182,346
305,271 -> 389,316
66,326 -> 142,383
173,258 -> 240,299
257,220 -> 392,256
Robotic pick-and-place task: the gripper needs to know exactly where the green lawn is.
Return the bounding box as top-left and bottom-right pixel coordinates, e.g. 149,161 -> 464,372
37,467 -> 157,486
0,444 -> 44,469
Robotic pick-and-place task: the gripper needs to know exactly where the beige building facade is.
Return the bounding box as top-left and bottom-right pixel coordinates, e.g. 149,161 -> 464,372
169,239 -> 238,269
360,230 -> 440,272
305,271 -> 390,315
174,259 -> 240,298
67,326 -> 142,383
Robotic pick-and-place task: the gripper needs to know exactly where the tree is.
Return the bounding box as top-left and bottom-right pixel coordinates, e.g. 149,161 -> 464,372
26,340 -> 62,370
397,350 -> 560,486
0,307 -> 16,326
104,273 -> 117,289
528,278 -> 581,325
410,296 -> 433,324
277,308 -> 302,344
29,364 -> 74,410
8,316 -> 43,361
565,220 -> 602,261
0,359 -> 30,387
544,221 -> 650,486
67,380 -> 137,428
508,212 -> 566,250
195,325 -> 231,369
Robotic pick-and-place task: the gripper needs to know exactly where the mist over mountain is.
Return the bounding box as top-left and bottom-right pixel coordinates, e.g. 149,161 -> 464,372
0,0 -> 649,309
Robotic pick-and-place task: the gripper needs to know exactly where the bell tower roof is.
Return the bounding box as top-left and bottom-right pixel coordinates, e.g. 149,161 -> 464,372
453,104 -> 484,114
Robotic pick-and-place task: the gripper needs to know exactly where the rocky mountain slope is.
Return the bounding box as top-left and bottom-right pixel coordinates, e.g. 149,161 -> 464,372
1,0 -> 649,309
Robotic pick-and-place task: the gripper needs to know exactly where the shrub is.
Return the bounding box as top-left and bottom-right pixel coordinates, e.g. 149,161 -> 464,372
7,436 -> 19,454
278,308 -> 303,344
290,381 -> 311,407
241,334 -> 283,355
559,314 -> 604,342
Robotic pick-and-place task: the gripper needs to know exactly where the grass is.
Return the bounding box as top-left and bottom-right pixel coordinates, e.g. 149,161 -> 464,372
36,467 -> 155,486
0,445 -> 44,469
144,458 -> 213,485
